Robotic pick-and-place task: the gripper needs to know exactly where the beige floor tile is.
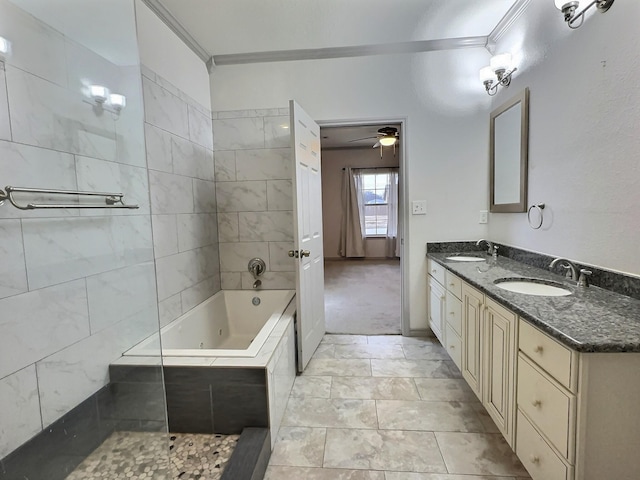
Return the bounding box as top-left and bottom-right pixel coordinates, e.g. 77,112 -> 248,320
304,358 -> 371,377
371,359 -> 460,378
435,432 -> 529,477
331,377 -> 420,400
471,402 -> 500,433
324,428 -> 447,473
313,343 -> 336,359
282,397 -> 378,429
291,376 -> 332,398
269,427 -> 326,467
414,378 -> 479,402
334,344 -> 406,359
367,335 -> 437,345
321,334 -> 369,344
376,400 -> 485,432
264,465 -> 385,479
384,473 -> 518,480
402,344 -> 449,360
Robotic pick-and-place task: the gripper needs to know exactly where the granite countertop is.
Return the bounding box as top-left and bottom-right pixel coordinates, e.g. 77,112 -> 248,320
427,252 -> 640,353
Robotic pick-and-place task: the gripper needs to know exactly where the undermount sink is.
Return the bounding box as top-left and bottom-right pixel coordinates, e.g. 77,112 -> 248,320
445,255 -> 486,262
493,278 -> 572,297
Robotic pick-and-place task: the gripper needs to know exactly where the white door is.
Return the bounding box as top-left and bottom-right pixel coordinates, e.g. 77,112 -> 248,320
290,100 -> 325,371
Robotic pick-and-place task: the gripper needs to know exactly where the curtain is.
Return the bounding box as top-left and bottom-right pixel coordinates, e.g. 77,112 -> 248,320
338,167 -> 366,257
385,169 -> 400,258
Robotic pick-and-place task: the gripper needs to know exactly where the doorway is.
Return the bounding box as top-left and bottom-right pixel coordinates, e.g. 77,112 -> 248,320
319,122 -> 405,335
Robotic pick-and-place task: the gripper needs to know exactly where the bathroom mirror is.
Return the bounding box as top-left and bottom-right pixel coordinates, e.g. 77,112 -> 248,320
490,87 -> 529,213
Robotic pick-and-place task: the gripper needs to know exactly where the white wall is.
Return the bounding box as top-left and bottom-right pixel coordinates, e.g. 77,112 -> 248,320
322,148 -> 400,259
488,1 -> 640,276
135,0 -> 211,108
210,49 -> 492,330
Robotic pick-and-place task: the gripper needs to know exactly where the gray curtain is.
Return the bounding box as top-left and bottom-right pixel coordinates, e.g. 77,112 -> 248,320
385,169 -> 400,258
338,167 -> 366,257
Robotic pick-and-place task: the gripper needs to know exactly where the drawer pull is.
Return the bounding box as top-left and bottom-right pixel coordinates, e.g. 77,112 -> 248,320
449,311 -> 454,315
449,282 -> 455,286
532,399 -> 542,408
432,269 -> 437,273
449,345 -> 455,349
441,296 -> 446,300
530,455 -> 541,464
533,345 -> 544,353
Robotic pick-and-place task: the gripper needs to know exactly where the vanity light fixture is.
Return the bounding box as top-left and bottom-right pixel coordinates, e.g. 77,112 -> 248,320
0,36 -> 11,60
554,0 -> 614,29
109,93 -> 126,112
89,85 -> 109,104
480,53 -> 518,96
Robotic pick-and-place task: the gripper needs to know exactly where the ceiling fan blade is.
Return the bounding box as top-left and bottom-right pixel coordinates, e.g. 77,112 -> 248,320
372,141 -> 381,148
348,136 -> 378,142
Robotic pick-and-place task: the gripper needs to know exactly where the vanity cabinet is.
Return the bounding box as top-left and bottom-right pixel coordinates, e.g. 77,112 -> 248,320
428,274 -> 446,343
461,283 -> 517,446
515,320 -> 640,480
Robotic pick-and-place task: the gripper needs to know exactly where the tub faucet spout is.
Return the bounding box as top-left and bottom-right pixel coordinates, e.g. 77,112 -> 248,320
253,279 -> 262,289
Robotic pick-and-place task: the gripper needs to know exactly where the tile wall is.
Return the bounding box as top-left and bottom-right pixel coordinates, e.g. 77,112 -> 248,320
0,0 -> 160,460
142,66 -> 221,327
213,109 -> 295,290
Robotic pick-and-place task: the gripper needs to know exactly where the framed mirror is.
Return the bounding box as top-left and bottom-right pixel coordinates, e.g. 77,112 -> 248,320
490,87 -> 529,213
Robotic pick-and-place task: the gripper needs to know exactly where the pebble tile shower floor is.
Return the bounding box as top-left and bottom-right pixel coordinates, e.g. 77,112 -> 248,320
66,431 -> 239,480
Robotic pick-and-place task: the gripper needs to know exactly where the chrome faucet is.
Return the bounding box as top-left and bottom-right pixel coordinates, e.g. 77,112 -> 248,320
476,239 -> 499,260
549,257 -> 592,288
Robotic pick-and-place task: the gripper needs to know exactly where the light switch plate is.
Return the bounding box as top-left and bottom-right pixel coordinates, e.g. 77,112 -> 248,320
412,200 -> 427,215
479,210 -> 488,224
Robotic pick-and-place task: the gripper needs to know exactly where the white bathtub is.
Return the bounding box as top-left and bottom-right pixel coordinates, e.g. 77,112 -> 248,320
124,289 -> 295,358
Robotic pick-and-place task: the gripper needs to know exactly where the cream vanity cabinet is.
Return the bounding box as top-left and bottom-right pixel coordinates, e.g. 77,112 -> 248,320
461,282 -> 518,447
515,320 -> 640,480
428,260 -> 463,369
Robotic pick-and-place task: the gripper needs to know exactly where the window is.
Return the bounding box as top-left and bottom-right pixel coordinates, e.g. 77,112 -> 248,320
362,172 -> 390,236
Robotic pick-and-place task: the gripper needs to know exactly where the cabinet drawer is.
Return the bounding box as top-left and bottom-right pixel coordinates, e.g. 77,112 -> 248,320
445,291 -> 462,335
427,259 -> 445,285
445,324 -> 462,370
519,320 -> 576,391
517,354 -> 575,460
516,409 -> 571,480
445,271 -> 462,299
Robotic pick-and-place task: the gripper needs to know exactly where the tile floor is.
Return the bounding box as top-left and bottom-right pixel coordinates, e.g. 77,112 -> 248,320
264,334 -> 532,480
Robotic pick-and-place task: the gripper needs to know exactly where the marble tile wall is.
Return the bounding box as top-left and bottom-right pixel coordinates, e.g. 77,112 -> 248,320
0,1 -> 161,461
142,67 -> 221,326
213,108 -> 295,290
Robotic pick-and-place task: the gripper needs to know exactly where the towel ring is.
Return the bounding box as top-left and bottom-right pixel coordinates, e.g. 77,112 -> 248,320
527,203 -> 545,230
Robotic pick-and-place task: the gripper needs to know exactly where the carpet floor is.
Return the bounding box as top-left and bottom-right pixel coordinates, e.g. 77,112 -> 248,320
324,259 -> 401,335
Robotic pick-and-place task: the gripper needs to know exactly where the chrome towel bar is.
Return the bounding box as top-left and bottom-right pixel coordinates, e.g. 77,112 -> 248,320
0,186 -> 139,210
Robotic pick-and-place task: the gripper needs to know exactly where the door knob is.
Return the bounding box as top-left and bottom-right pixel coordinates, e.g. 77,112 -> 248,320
288,250 -> 299,258
300,250 -> 311,257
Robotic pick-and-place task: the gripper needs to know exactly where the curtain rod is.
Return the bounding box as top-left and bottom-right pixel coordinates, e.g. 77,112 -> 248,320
341,166 -> 399,171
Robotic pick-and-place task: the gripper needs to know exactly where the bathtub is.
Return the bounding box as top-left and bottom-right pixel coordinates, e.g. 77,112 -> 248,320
124,289 -> 295,358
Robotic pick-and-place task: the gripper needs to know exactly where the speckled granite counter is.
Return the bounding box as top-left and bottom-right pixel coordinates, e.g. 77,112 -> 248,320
427,252 -> 640,353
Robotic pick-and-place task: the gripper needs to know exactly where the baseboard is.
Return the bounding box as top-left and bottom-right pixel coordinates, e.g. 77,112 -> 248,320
408,328 -> 434,338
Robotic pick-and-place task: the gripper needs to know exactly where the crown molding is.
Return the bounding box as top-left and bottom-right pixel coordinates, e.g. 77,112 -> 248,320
141,0 -> 212,66
213,36 -> 488,66
486,0 -> 532,54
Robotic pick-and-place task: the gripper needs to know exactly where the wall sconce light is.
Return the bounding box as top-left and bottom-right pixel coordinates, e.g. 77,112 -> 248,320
89,85 -> 109,104
554,0 -> 614,29
0,36 -> 11,60
479,53 -> 518,96
109,93 -> 126,112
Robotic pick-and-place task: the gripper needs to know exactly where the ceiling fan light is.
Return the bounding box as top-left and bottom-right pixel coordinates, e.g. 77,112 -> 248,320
379,135 -> 397,147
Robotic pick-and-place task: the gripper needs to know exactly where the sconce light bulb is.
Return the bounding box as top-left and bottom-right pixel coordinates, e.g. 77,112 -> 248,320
89,85 -> 109,104
0,36 -> 11,57
554,0 -> 578,10
490,53 -> 512,74
109,93 -> 126,111
479,66 -> 495,84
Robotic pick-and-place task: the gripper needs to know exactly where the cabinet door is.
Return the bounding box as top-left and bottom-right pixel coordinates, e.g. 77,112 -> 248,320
484,297 -> 517,447
462,283 -> 484,400
428,277 -> 446,344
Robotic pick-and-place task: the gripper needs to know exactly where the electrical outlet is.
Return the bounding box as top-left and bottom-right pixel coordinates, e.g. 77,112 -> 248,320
412,200 -> 427,215
479,210 -> 488,224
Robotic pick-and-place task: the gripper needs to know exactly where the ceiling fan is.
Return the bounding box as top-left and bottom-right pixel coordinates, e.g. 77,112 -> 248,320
349,126 -> 400,148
